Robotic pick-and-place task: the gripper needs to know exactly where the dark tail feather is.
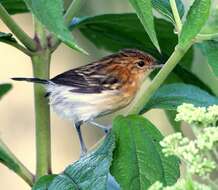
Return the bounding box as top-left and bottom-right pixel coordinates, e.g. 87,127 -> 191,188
11,77 -> 49,84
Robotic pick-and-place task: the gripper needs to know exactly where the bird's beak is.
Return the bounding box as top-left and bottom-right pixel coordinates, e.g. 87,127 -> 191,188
150,60 -> 164,69
152,64 -> 164,69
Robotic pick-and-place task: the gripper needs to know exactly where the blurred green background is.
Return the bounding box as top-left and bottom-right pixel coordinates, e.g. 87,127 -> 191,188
0,0 -> 217,189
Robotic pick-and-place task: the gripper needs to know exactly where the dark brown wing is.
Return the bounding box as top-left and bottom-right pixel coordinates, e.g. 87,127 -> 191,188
51,61 -> 122,94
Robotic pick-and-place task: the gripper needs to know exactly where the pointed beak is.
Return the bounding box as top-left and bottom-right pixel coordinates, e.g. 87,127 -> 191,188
150,59 -> 164,69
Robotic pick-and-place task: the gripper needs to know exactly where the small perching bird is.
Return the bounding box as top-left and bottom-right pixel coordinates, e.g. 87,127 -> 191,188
12,49 -> 162,156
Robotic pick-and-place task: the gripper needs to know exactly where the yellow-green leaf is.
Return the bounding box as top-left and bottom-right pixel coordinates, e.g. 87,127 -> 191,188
129,0 -> 160,52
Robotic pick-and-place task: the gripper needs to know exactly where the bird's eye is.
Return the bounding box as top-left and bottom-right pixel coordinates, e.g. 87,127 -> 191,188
136,60 -> 145,68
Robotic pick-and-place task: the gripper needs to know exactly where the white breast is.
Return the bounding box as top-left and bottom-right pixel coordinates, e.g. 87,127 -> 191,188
45,84 -> 123,124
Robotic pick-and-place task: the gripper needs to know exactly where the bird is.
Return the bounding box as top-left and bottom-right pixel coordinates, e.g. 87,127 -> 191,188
12,49 -> 162,156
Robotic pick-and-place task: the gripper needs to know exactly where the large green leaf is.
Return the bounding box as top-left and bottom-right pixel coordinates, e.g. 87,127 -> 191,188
173,65 -> 213,94
198,40 -> 218,78
152,0 -> 185,24
128,0 -> 160,52
179,0 -> 211,48
0,0 -> 28,14
111,115 -> 180,190
0,83 -> 12,99
72,14 -> 176,59
141,83 -> 218,113
32,175 -> 57,190
23,0 -> 85,53
48,133 -> 115,190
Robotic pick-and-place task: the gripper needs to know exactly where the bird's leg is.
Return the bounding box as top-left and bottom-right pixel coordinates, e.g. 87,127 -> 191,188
88,120 -> 111,134
75,122 -> 87,157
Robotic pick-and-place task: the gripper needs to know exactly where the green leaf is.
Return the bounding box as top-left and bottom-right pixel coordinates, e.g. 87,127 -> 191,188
32,175 -> 57,190
141,83 -> 218,113
111,115 -> 180,190
198,40 -> 218,78
0,0 -> 29,14
201,7 -> 218,35
129,0 -> 160,52
152,0 -> 185,24
0,83 -> 12,99
23,0 -> 86,53
179,0 -> 211,48
0,32 -> 16,43
49,133 -> 115,190
73,14 -> 176,59
173,65 -> 214,95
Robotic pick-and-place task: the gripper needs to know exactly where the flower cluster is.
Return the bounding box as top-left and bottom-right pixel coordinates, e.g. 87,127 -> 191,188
175,104 -> 218,127
149,103 -> 218,189
160,131 -> 216,176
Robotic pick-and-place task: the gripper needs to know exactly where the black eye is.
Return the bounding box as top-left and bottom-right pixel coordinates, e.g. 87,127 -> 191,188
136,61 -> 145,68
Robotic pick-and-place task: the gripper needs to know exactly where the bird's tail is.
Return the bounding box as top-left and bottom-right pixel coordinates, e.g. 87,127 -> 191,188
12,77 -> 49,84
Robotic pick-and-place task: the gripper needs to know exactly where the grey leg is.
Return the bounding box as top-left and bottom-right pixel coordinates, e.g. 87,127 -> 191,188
88,121 -> 111,133
75,122 -> 87,157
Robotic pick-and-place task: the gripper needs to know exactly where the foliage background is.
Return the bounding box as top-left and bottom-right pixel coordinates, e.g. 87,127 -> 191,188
0,0 -> 216,189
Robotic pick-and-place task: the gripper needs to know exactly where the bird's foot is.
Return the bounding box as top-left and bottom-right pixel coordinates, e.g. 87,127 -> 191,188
88,121 -> 112,134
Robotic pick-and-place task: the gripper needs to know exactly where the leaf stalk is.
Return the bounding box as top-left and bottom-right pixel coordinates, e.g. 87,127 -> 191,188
170,0 -> 182,33
0,139 -> 34,186
0,4 -> 36,51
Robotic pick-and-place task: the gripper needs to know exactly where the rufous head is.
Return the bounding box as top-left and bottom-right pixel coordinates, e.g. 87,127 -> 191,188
99,49 -> 161,82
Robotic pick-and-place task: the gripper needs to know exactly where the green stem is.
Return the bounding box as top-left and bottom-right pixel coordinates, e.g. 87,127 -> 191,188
33,20 -> 51,179
51,0 -> 86,51
129,44 -> 191,114
170,0 -> 182,33
0,4 -> 36,51
0,139 -> 34,186
32,52 -> 51,179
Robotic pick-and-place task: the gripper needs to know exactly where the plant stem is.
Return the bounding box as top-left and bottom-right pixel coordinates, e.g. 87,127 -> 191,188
170,0 -> 182,33
0,139 -> 34,186
32,52 -> 51,179
51,0 -> 86,51
0,4 -> 36,51
33,19 -> 51,179
129,44 -> 191,114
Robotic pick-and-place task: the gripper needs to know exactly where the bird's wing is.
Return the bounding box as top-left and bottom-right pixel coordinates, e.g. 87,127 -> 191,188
51,62 -> 123,94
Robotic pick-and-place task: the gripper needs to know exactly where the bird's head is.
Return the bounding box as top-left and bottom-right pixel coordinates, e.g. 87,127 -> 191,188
118,49 -> 161,73
100,49 -> 162,83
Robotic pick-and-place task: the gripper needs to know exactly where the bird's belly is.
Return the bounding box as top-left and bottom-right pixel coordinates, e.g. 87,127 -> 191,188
47,85 -> 130,123
51,99 -> 100,124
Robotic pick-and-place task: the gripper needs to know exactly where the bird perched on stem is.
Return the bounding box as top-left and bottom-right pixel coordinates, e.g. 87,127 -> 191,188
12,49 -> 162,156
